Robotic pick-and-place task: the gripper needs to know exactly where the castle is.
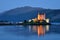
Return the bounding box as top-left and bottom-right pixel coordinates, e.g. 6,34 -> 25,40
29,12 -> 49,23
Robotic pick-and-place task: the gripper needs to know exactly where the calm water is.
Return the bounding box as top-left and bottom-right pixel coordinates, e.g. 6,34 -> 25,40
0,25 -> 60,40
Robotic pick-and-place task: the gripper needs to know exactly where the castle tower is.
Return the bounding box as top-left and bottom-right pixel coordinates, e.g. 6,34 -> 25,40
43,13 -> 45,20
37,12 -> 45,21
37,12 -> 41,20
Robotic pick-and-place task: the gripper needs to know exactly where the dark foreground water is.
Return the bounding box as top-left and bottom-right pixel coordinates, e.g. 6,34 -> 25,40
0,25 -> 60,40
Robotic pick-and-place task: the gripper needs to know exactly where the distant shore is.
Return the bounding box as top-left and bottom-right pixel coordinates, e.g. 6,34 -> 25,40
0,22 -> 51,26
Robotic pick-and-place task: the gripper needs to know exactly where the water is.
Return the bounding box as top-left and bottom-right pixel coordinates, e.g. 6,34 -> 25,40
0,25 -> 60,40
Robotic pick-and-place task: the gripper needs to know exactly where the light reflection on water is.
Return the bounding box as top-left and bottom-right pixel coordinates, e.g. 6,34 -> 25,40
28,25 -> 49,37
0,25 -> 60,40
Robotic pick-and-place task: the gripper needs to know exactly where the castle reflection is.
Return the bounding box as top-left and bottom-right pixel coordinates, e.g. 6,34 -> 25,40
28,25 -> 49,37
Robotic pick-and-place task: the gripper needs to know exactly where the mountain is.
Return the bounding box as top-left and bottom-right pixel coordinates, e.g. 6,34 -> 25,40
0,6 -> 60,22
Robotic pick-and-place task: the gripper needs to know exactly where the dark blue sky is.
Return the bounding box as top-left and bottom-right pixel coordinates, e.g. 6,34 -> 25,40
0,0 -> 60,12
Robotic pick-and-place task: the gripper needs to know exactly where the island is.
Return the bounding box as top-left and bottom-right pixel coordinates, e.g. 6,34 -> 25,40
0,12 -> 51,25
16,12 -> 51,25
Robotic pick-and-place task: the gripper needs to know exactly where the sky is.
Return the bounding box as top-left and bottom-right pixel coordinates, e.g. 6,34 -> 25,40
0,0 -> 60,12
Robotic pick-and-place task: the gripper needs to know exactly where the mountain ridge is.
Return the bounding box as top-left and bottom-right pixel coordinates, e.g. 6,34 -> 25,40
0,6 -> 60,22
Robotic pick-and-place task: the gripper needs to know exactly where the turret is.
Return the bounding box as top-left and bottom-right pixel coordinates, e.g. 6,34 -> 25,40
37,12 -> 45,21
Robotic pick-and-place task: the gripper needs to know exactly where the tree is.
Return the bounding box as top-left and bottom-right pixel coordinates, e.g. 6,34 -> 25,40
24,20 -> 28,23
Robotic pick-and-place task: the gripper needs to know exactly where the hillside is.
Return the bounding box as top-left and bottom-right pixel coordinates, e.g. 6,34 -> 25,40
0,6 -> 60,22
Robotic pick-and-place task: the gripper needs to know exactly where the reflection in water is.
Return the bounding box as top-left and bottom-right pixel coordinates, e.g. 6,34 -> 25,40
1,25 -> 60,40
28,25 -> 49,37
37,25 -> 45,37
46,25 -> 49,32
4,25 -> 49,37
29,26 -> 32,32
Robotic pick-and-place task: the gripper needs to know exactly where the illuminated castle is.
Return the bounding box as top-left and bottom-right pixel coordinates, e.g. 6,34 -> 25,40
37,12 -> 45,21
29,12 -> 49,23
